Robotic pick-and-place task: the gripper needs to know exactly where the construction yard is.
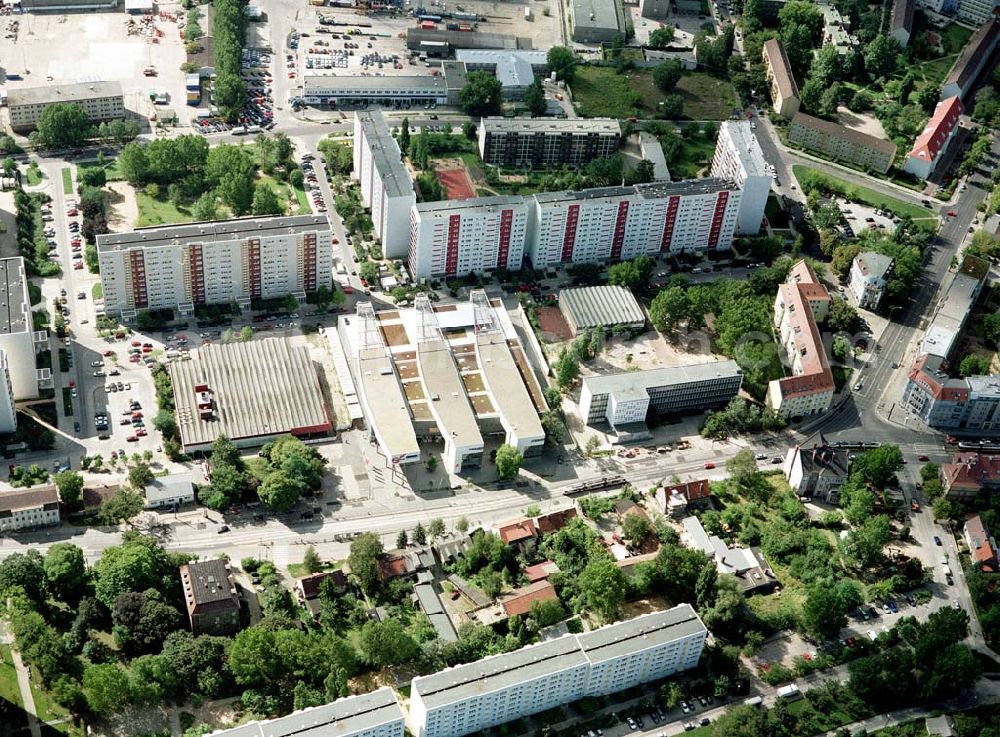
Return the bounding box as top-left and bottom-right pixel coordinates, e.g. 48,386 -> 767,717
0,6 -> 188,135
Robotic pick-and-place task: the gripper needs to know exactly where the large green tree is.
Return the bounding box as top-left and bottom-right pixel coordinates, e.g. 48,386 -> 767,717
358,619 -> 419,667
44,543 -> 87,603
258,470 -> 305,512
495,444 -> 523,480
348,532 -> 385,597
546,46 -> 577,83
53,470 -> 84,508
801,582 -> 848,639
459,71 -> 503,117
578,554 -> 628,622
35,103 -> 92,148
83,664 -> 132,716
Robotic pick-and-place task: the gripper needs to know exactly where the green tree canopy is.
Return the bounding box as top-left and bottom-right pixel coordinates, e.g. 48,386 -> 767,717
35,103 -> 92,149
578,554 -> 627,621
459,71 -> 503,117
546,46 -> 577,83
44,543 -> 87,603
358,619 -> 419,667
495,444 -> 523,480
348,532 -> 385,597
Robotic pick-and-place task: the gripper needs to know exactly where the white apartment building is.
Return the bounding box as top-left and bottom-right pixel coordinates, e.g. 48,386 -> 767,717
957,0 -> 999,26
710,121 -> 772,235
0,351 -> 16,434
409,606 -> 707,737
849,251 -> 893,310
97,215 -> 332,319
528,181 -> 741,268
0,257 -> 45,403
408,197 -> 530,280
8,81 -> 125,131
206,688 -> 405,737
0,486 -> 60,533
354,111 -> 417,259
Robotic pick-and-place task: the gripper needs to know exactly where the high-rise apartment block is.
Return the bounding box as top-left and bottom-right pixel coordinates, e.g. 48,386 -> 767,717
97,215 -> 332,320
408,197 -> 530,280
0,257 -> 46,410
409,606 -> 707,737
957,0 -> 1000,27
527,180 -> 740,268
406,181 -> 740,279
354,111 -> 417,259
477,117 -> 622,168
768,261 -> 834,417
710,121 -> 772,235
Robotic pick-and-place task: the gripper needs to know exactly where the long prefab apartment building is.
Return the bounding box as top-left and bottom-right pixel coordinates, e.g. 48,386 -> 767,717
206,688 -> 405,737
97,215 -> 332,319
409,606 -> 707,737
477,117 -> 622,168
8,81 -> 125,131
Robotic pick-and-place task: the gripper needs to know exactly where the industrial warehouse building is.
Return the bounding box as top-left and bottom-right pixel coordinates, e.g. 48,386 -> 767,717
168,338 -> 332,453
353,111 -> 416,260
207,689 -> 405,737
335,292 -> 546,472
97,215 -> 332,320
558,285 -> 646,336
571,0 -> 627,42
580,361 -> 744,435
8,81 -> 125,131
409,606 -> 707,737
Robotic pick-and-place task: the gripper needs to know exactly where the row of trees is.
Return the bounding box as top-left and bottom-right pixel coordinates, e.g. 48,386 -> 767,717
212,0 -> 247,121
27,104 -> 138,150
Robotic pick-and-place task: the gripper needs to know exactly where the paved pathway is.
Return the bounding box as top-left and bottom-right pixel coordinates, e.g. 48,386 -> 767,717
0,616 -> 41,737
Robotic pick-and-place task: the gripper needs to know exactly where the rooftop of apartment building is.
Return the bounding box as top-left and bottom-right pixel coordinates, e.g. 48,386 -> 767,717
206,688 -> 403,737
763,38 -> 800,99
480,116 -> 622,135
855,251 -> 894,279
943,19 -> 999,92
774,261 -> 834,398
414,195 -> 528,216
965,514 -> 997,569
719,120 -> 770,177
181,558 -> 237,608
356,111 -> 414,200
907,353 -> 968,401
908,96 -> 964,164
919,254 -> 987,358
8,80 -> 123,107
97,214 -> 331,252
412,606 -> 703,708
791,112 -> 899,157
532,178 -> 738,205
0,485 -> 59,512
0,257 -> 30,336
943,452 -> 1000,488
582,360 -> 743,397
168,338 -> 332,450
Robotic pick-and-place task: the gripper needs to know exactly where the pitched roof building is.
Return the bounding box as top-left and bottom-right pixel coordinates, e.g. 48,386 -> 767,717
496,518 -> 538,545
783,435 -> 851,502
788,113 -> 897,174
295,570 -> 348,618
941,20 -> 1000,102
964,514 -> 997,571
534,507 -> 578,535
941,452 -> 1000,500
0,486 -> 60,532
180,559 -> 241,636
655,479 -> 712,517
904,96 -> 964,180
767,261 -> 834,418
524,560 -> 561,582
889,0 -> 915,46
500,580 -> 559,617
762,39 -> 800,118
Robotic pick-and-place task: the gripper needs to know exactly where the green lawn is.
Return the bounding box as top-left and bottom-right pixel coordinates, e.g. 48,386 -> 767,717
61,387 -> 73,417
675,72 -> 739,120
91,283 -> 102,299
135,191 -> 195,228
60,168 -> 72,195
29,675 -> 78,735
670,134 -> 717,180
0,644 -> 23,708
573,66 -> 665,118
291,182 -> 311,214
792,165 -> 938,229
941,23 -> 973,54
25,165 -> 42,186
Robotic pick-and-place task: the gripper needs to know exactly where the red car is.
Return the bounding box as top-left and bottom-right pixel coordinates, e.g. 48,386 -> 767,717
136,428 -> 148,437
947,211 -> 957,217
66,209 -> 79,217
103,350 -> 114,356
141,346 -> 152,353
918,455 -> 929,462
129,355 -> 141,363
131,340 -> 142,347
704,462 -> 716,470
126,435 -> 138,442
73,262 -> 83,270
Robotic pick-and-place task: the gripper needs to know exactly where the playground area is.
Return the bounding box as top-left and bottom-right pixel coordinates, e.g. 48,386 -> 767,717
434,159 -> 476,200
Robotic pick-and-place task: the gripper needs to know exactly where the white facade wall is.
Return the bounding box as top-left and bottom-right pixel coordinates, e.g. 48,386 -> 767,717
710,121 -> 771,235
411,607 -> 707,737
606,393 -> 649,426
0,500 -> 60,533
957,0 -> 999,25
528,187 -> 740,268
0,330 -> 38,401
0,351 -> 16,433
408,201 -> 530,280
99,224 -> 332,315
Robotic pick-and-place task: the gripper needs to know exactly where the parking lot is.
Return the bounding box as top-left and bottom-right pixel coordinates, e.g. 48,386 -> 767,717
0,7 -> 187,133
839,199 -> 903,238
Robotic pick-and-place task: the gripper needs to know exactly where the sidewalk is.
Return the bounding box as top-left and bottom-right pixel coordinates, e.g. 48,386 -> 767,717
0,616 -> 41,737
